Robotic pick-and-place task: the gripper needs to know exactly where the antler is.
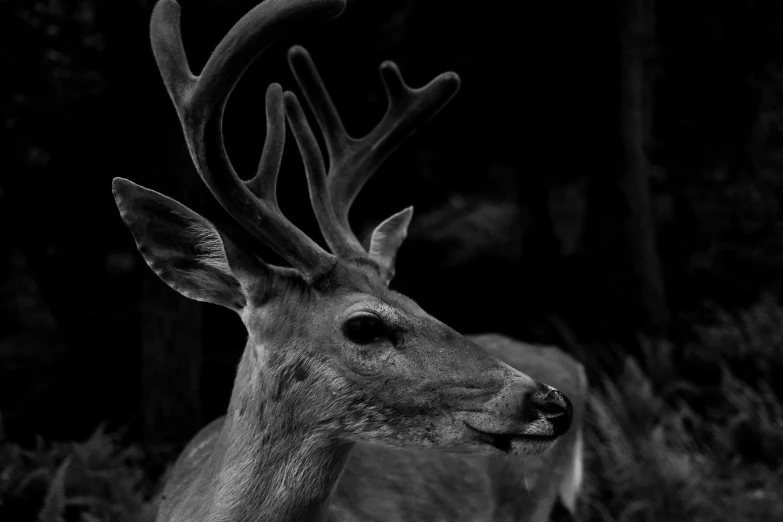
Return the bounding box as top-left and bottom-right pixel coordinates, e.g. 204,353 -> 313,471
284,46 -> 460,264
150,0 -> 346,279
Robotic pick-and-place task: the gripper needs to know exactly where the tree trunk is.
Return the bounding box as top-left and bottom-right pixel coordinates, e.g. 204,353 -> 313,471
586,0 -> 667,340
138,100 -> 206,445
140,273 -> 204,443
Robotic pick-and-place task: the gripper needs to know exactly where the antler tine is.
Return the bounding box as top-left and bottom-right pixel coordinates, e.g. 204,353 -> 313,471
284,90 -> 363,260
287,45 -> 461,248
149,0 -> 346,279
245,84 -> 285,206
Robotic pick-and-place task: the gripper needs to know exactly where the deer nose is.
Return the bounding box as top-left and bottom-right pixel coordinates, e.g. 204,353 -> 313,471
531,387 -> 573,436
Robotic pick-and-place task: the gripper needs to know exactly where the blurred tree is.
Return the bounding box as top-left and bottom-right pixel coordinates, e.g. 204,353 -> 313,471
137,134 -> 206,444
0,0 -> 207,441
585,0 -> 667,341
0,0 -> 127,438
133,1 -> 220,443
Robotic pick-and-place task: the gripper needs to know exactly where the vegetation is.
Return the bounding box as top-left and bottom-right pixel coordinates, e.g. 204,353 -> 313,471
0,426 -> 159,522
581,300 -> 783,521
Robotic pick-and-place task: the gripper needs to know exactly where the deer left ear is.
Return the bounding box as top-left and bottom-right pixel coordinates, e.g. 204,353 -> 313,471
368,207 -> 413,286
112,177 -> 270,311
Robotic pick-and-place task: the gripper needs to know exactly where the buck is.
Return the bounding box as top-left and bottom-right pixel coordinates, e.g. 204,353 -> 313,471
113,0 -> 586,521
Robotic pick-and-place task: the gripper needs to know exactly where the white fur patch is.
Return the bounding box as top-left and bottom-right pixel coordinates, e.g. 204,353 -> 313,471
185,218 -> 230,273
186,431 -> 218,461
558,426 -> 583,513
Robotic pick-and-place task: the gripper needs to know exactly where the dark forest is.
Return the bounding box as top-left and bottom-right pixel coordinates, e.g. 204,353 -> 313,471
2,0 -> 782,520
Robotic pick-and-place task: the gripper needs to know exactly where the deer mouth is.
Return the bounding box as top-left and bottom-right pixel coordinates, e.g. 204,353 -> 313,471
463,421 -> 558,454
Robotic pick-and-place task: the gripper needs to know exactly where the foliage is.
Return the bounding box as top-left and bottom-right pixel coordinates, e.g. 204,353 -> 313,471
1,0 -> 108,174
579,300 -> 783,521
0,426 -> 158,522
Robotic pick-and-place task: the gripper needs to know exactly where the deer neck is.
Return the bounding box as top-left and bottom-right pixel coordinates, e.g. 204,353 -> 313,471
207,343 -> 353,522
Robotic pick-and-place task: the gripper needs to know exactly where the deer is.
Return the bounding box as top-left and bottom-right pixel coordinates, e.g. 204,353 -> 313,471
112,0 -> 587,521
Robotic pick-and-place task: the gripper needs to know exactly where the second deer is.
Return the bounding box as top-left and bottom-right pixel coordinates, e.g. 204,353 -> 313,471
112,0 -> 587,521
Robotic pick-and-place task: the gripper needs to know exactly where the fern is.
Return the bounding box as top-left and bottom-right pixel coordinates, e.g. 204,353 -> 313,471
578,298 -> 783,521
0,426 -> 158,522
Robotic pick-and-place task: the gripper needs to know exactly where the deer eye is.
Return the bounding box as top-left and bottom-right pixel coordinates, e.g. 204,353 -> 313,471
343,314 -> 388,345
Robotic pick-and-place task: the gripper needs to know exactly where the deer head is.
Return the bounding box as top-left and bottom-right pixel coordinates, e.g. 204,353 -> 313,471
113,0 -> 572,458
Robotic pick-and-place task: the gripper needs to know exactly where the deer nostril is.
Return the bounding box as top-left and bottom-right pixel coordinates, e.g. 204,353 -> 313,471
533,388 -> 573,435
536,390 -> 568,417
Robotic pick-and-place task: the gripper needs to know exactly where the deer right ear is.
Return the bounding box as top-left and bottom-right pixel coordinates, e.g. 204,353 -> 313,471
368,207 -> 413,286
112,177 -> 267,311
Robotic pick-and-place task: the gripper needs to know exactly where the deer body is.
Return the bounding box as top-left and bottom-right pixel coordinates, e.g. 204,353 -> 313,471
113,1 -> 586,521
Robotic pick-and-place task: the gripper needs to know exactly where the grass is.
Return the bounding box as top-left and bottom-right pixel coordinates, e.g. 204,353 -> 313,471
2,299 -> 782,521
579,298 -> 783,521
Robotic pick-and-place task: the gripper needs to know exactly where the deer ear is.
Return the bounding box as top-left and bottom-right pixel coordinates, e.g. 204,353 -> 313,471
112,177 -> 267,311
368,207 -> 413,286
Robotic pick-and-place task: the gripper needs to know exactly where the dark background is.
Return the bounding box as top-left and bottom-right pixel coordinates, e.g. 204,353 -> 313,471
2,0 -> 783,511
